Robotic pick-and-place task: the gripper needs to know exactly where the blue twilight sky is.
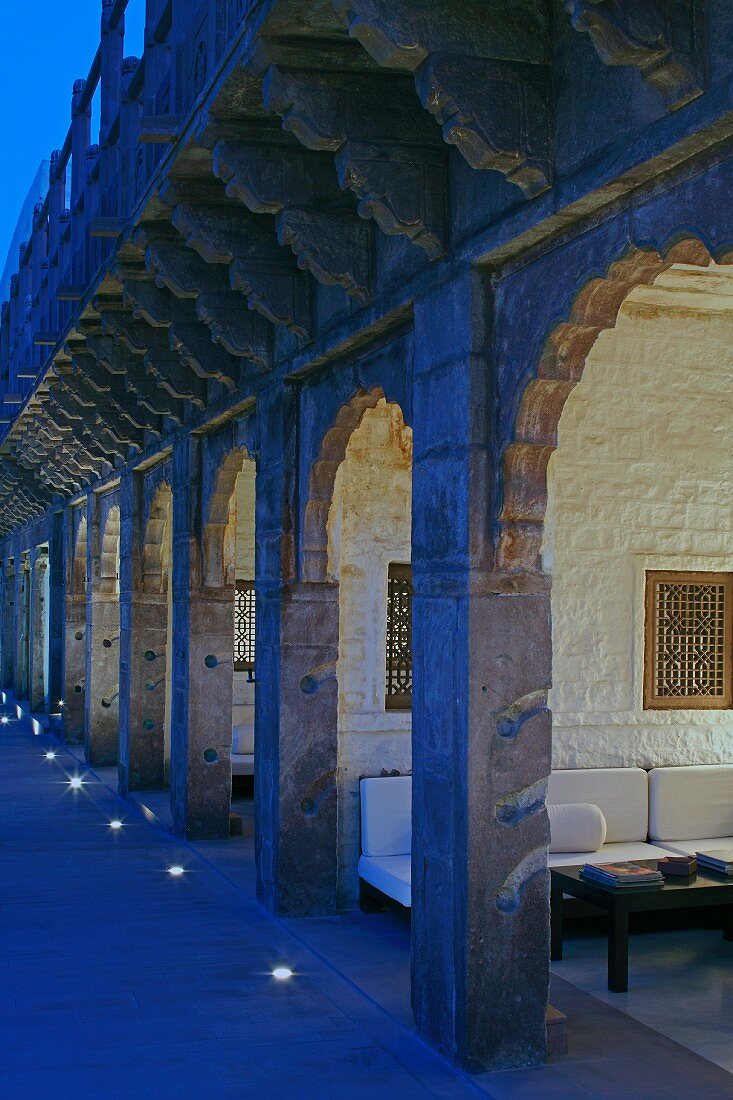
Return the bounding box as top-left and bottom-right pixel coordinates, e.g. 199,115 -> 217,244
0,0 -> 146,286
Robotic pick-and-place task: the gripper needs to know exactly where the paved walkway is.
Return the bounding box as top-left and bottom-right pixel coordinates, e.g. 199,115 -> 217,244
2,707 -> 733,1098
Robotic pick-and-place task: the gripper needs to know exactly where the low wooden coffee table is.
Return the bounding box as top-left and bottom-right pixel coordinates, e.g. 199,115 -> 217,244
551,860 -> 733,992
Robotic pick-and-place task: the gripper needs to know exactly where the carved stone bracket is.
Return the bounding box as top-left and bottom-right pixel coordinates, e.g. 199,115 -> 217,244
121,280 -> 240,391
213,141 -> 373,302
164,199 -> 312,338
137,234 -> 271,365
84,331 -> 185,423
107,315 -> 207,408
331,0 -> 553,196
563,0 -> 704,110
68,346 -> 162,435
261,65 -> 448,258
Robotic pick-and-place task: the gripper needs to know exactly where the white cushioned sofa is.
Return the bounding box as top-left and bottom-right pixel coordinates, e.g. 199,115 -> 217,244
231,704 -> 254,777
358,765 -> 733,909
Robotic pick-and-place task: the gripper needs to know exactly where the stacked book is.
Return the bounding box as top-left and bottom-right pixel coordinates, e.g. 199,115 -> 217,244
695,850 -> 733,875
579,862 -> 664,889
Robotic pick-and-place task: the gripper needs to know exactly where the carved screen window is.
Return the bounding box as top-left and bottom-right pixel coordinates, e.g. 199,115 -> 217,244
234,580 -> 255,675
385,563 -> 412,711
644,571 -> 733,709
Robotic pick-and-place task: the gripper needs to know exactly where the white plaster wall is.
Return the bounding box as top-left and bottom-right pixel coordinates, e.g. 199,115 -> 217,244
327,399 -> 412,905
545,270 -> 733,769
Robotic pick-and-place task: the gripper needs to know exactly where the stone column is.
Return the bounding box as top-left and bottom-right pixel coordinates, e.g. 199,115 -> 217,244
15,558 -> 30,703
63,508 -> 87,743
169,437 -> 233,840
85,493 -> 120,766
255,383 -> 340,916
1,560 -> 15,691
119,471 -> 167,794
47,510 -> 65,713
410,271 -> 551,1072
29,548 -> 48,712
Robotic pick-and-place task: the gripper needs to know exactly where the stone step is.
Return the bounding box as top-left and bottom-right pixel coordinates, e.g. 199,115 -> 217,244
546,1004 -> 568,1057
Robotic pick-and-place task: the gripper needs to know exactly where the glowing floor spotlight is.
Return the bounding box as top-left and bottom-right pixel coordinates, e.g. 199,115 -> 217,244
1,716 -> 9,725
68,776 -> 84,790
58,700 -> 64,708
108,819 -> 124,830
167,865 -> 185,877
44,750 -> 57,760
272,967 -> 293,981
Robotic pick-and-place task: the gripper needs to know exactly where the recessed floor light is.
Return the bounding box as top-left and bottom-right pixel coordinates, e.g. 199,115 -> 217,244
69,776 -> 83,790
109,820 -> 123,830
1,716 -> 9,725
168,865 -> 185,876
45,751 -> 56,760
272,967 -> 293,981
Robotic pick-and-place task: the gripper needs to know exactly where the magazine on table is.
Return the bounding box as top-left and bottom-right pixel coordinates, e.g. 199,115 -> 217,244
579,862 -> 664,888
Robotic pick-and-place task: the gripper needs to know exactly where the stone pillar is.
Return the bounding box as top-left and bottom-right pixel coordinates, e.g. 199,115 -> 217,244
410,271 -> 551,1071
48,511 -> 65,713
169,437 -> 233,840
15,558 -> 30,703
63,508 -> 87,743
85,493 -> 120,766
119,472 -> 167,794
29,548 -> 48,712
255,383 -> 340,916
1,560 -> 15,691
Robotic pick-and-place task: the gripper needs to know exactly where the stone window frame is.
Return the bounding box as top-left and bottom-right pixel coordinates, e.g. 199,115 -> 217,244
385,562 -> 413,711
644,570 -> 733,710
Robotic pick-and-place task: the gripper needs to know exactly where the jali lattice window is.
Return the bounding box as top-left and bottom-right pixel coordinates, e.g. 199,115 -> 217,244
234,580 -> 255,675
645,571 -> 733,709
386,563 -> 412,710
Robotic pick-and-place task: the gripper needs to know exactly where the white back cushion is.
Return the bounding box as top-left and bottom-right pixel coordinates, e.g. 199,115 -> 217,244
548,803 -> 606,853
649,765 -> 733,841
547,768 -> 649,843
360,775 -> 412,857
232,722 -> 255,755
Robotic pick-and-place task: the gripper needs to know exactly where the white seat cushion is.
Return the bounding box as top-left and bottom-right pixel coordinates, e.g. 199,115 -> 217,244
547,768 -> 649,843
358,854 -> 411,908
360,776 -> 411,857
548,803 -> 606,853
653,836 -> 733,857
232,722 -> 255,756
649,765 -> 733,841
548,841 -> 670,869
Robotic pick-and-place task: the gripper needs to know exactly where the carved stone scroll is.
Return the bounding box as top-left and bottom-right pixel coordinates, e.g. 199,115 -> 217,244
261,65 -> 448,258
213,141 -> 372,302
563,0 -> 704,110
331,0 -> 553,195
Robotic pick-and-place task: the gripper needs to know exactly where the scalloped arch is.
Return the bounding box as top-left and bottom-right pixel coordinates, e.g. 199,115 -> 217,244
203,446 -> 254,588
143,483 -> 173,595
497,238 -> 717,574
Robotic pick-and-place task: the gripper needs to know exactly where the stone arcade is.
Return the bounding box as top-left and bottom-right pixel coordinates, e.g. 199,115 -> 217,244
1,0 -> 733,1075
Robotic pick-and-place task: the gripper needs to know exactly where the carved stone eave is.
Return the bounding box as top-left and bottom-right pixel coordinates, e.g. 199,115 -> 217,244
168,201 -> 313,337
331,0 -> 553,195
563,0 -> 704,110
261,63 -> 449,258
213,140 -> 373,302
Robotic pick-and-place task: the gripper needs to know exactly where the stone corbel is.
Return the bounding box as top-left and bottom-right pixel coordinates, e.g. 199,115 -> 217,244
106,315 -> 207,409
213,141 -> 373,303
262,65 -> 448,258
68,349 -> 160,434
137,235 -> 272,366
84,331 -> 185,423
331,0 -> 553,196
563,0 -> 704,109
168,202 -> 312,338
59,374 -> 145,449
122,280 -> 240,390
